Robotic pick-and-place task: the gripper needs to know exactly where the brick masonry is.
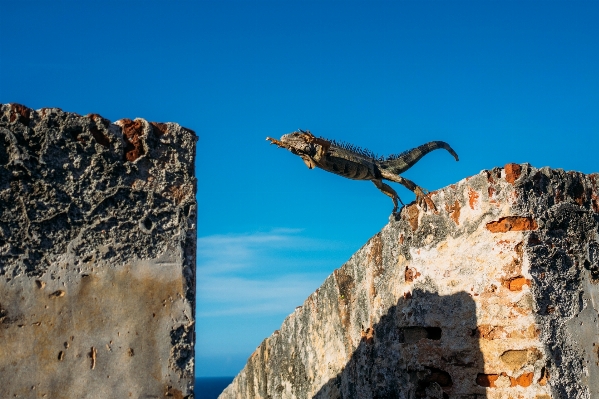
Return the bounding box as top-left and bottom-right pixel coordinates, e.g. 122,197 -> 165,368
0,104 -> 197,398
220,163 -> 599,399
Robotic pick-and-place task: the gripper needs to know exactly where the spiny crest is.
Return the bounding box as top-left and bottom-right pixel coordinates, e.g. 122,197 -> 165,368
326,138 -> 379,159
319,136 -> 409,161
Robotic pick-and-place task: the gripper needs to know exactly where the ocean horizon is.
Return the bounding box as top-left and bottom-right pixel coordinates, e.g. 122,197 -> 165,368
195,377 -> 234,399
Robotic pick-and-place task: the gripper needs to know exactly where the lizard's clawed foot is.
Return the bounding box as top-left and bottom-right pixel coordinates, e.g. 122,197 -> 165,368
390,195 -> 404,218
267,137 -> 296,153
391,206 -> 405,221
414,187 -> 437,212
266,137 -> 284,147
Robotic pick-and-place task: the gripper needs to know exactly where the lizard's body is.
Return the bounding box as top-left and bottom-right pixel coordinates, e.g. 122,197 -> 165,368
266,130 -> 459,214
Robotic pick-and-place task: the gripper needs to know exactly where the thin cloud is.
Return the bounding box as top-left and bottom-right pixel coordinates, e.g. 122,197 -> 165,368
197,229 -> 300,273
197,273 -> 326,317
196,229 -> 348,318
198,230 -> 299,247
197,228 -> 346,274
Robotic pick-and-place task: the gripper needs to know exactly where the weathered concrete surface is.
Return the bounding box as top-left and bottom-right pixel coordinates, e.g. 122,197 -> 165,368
220,163 -> 599,399
0,104 -> 197,398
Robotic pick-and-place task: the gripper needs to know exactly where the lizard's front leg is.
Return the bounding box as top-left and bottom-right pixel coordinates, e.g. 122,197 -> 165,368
297,132 -> 331,162
372,179 -> 403,214
300,154 -> 317,169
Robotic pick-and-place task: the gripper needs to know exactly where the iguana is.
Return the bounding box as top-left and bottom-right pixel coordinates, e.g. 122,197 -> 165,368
266,130 -> 459,214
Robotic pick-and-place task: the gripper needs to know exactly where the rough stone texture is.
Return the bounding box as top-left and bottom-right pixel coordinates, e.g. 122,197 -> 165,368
0,104 -> 197,398
220,163 -> 599,399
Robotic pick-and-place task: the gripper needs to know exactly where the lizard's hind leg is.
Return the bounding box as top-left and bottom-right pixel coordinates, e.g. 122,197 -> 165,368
379,170 -> 436,212
372,179 -> 403,214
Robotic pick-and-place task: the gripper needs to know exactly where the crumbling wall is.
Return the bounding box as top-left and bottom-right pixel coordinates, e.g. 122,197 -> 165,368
220,163 -> 599,399
0,104 -> 197,398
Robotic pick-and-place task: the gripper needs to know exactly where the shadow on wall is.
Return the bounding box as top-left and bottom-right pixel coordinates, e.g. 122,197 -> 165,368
313,289 -> 487,399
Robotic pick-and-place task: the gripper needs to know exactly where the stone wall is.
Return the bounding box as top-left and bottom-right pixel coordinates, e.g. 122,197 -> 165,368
220,164 -> 599,399
0,104 -> 197,398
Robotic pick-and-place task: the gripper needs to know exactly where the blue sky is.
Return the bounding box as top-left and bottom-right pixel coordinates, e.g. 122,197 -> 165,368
1,0 -> 598,377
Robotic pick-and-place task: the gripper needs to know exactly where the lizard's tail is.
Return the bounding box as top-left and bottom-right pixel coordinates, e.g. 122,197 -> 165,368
379,141 -> 459,174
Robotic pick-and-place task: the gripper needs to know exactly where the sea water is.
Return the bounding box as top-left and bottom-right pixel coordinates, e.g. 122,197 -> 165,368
195,377 -> 234,399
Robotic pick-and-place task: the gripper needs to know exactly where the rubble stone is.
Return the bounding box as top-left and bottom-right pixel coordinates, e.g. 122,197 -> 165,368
0,104 -> 197,398
220,163 -> 599,399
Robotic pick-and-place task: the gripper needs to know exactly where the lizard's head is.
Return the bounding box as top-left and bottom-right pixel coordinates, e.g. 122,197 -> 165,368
267,130 -> 331,169
266,130 -> 317,157
280,131 -> 317,156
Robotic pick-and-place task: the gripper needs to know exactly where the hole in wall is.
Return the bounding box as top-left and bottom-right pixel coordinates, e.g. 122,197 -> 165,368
143,217 -> 153,230
399,326 -> 442,343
